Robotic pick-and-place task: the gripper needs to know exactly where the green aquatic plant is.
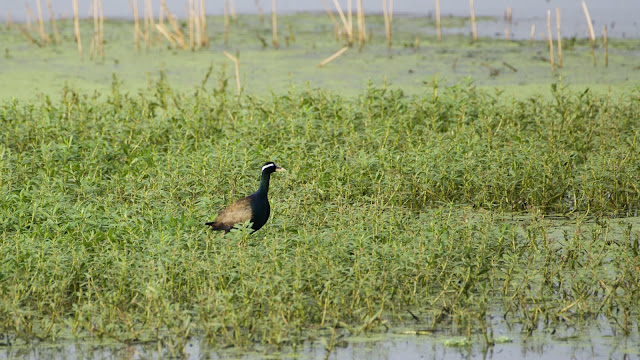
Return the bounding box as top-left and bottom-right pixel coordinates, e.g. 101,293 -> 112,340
0,80 -> 639,352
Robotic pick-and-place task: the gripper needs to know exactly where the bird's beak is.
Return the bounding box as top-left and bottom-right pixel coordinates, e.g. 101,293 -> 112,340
275,166 -> 286,172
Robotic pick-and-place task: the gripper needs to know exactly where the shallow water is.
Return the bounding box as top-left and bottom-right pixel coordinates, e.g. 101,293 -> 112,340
2,317 -> 638,360
2,13 -> 639,101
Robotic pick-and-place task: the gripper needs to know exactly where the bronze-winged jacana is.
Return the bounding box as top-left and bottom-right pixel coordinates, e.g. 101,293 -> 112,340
206,162 -> 286,233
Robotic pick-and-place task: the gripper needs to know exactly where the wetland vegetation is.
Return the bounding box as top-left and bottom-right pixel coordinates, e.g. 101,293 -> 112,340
1,7 -> 640,359
1,77 -> 639,357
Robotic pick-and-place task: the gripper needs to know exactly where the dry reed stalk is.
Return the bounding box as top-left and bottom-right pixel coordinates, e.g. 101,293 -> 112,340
272,0 -> 278,49
547,10 -> 555,72
223,50 -> 242,96
581,1 -> 596,41
158,2 -> 164,44
72,0 -> 82,55
389,0 -> 393,28
166,18 -> 186,48
357,0 -> 365,48
91,0 -> 98,59
6,12 -> 12,30
17,25 -> 41,46
529,24 -> 535,46
360,0 -> 366,44
355,0 -> 362,42
88,1 -> 95,58
436,0 -> 441,42
45,0 -> 60,44
224,0 -> 229,45
603,25 -> 608,67
194,1 -> 202,48
144,0 -> 155,50
230,0 -> 237,22
317,46 -> 348,67
89,28 -> 95,58
383,0 -> 389,45
331,0 -> 350,41
169,22 -> 187,49
24,2 -> 35,32
155,23 -> 177,46
505,7 -> 511,41
556,8 -> 562,68
200,0 -> 208,46
321,0 -> 339,29
129,0 -> 140,50
188,0 -> 195,50
383,0 -> 393,50
143,0 -> 150,50
347,0 -> 353,44
94,0 -> 100,49
581,0 -> 596,66
99,0 -> 104,58
160,2 -> 174,28
35,0 -> 48,44
255,0 -> 264,25
162,1 -> 187,49
470,0 -> 477,42
414,35 -> 420,49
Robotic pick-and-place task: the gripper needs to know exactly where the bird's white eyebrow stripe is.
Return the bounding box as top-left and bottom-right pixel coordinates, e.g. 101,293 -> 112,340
261,163 -> 275,172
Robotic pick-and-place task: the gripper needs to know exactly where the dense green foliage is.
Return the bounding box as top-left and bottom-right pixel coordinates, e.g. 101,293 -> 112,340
1,80 -> 639,351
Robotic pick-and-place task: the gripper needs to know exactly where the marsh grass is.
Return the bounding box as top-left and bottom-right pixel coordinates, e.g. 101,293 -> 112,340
0,79 -> 639,352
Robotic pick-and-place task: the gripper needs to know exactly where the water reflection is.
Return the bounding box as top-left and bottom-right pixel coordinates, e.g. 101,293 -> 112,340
1,317 -> 638,360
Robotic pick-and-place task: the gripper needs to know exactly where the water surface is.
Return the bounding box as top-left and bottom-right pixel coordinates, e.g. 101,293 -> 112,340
2,317 -> 639,360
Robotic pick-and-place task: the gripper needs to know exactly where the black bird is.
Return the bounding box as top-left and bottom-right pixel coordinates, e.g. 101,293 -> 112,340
206,162 -> 286,233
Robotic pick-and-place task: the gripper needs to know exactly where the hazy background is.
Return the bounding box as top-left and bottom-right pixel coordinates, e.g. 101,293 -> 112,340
3,0 -> 640,39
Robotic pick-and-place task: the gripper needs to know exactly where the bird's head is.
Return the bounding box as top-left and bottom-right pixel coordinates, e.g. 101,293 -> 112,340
261,162 -> 286,174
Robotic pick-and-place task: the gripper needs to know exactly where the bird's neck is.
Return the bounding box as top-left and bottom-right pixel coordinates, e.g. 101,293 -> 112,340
256,172 -> 271,196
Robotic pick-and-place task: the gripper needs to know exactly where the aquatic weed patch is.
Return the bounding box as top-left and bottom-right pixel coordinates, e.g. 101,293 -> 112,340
0,82 -> 639,351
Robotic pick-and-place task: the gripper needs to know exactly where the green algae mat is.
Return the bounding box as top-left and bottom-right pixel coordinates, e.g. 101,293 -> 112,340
1,13 -> 639,100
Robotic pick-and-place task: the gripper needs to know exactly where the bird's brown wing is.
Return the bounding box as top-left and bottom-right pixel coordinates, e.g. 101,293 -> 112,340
206,196 -> 253,232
